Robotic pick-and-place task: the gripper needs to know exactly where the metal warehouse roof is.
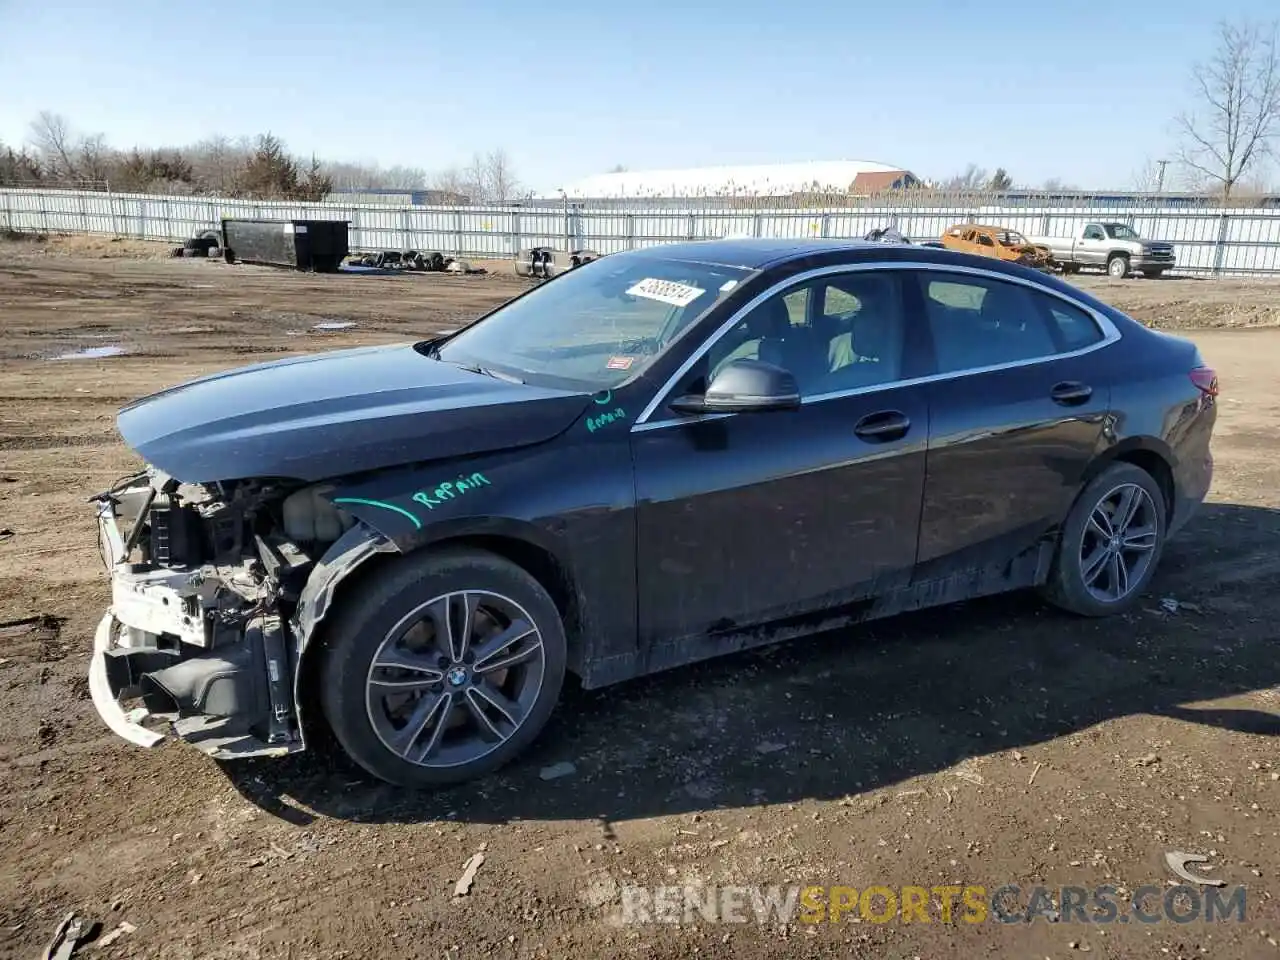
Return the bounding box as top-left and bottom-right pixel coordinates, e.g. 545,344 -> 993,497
556,160 -> 916,199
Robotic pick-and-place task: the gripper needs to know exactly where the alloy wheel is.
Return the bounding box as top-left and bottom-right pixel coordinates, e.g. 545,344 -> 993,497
1078,482 -> 1159,603
364,590 -> 546,768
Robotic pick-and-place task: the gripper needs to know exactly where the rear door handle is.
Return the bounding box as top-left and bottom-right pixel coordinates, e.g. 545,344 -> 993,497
1051,381 -> 1093,405
854,410 -> 910,442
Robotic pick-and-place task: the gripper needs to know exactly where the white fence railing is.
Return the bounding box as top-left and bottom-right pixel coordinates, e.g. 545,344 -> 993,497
4,186 -> 1280,276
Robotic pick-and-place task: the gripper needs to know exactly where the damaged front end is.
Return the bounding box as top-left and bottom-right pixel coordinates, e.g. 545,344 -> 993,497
88,468 -> 382,759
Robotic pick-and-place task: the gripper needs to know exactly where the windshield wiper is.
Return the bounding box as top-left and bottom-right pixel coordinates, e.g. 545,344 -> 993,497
457,362 -> 524,384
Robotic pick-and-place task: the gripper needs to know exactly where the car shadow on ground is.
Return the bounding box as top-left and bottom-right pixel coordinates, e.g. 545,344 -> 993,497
224,501 -> 1280,827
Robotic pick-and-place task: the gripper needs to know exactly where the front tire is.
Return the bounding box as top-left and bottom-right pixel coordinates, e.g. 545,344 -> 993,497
1106,253 -> 1130,278
1040,462 -> 1167,617
319,547 -> 567,787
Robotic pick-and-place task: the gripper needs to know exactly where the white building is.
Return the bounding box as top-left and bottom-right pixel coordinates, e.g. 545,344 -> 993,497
554,160 -> 919,200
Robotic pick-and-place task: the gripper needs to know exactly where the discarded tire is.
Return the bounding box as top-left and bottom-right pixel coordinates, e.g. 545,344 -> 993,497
570,249 -> 600,268
206,246 -> 222,259
183,235 -> 220,256
516,246 -> 555,278
538,250 -> 573,279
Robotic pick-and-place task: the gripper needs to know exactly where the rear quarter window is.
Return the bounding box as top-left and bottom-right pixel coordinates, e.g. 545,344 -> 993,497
1045,299 -> 1105,351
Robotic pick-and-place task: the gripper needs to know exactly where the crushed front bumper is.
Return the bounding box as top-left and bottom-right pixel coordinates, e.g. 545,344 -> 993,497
89,611 -> 165,748
88,497 -> 302,760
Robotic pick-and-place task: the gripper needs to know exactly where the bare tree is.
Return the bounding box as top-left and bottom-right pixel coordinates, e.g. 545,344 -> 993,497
986,167 -> 1013,191
14,108 -> 523,203
0,141 -> 43,184
432,167 -> 468,193
464,149 -> 521,202
1130,159 -> 1163,192
1175,18 -> 1280,199
320,160 -> 429,192
76,133 -> 111,183
381,165 -> 428,190
189,135 -> 246,194
1232,165 -> 1279,199
321,161 -> 380,191
943,163 -> 990,191
27,110 -> 79,179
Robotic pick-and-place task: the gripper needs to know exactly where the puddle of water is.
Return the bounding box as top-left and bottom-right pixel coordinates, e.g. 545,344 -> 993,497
51,345 -> 129,360
313,321 -> 356,331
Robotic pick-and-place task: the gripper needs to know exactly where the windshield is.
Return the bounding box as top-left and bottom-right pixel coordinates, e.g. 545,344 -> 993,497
996,230 -> 1029,246
432,254 -> 754,390
1104,224 -> 1139,240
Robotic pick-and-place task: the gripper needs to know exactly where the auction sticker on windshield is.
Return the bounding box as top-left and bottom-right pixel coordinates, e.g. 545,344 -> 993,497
627,277 -> 706,308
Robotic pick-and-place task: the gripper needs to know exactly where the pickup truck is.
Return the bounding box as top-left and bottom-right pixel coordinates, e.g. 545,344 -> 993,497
1026,222 -> 1176,278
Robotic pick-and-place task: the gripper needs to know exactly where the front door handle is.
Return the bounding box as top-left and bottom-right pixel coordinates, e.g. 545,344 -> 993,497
1051,381 -> 1093,405
854,410 -> 910,442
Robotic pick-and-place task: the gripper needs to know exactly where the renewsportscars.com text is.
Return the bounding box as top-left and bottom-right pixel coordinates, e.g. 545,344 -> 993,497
617,883 -> 1248,925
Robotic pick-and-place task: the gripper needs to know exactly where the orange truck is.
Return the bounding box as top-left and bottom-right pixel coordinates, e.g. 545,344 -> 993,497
940,223 -> 1053,268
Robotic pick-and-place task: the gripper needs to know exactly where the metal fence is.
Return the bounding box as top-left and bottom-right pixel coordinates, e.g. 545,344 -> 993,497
4,185 -> 1280,276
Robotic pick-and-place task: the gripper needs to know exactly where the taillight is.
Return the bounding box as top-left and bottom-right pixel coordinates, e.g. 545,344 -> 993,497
1190,366 -> 1219,397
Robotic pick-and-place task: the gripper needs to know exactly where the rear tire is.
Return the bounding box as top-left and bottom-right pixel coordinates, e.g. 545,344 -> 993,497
319,547 -> 567,787
1040,462 -> 1167,617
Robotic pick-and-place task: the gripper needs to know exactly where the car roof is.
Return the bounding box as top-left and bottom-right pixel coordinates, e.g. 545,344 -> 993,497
617,238 -> 886,270
596,237 -> 1134,330
614,237 -> 1040,273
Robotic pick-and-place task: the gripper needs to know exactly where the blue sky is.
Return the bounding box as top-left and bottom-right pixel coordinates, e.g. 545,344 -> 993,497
0,0 -> 1276,194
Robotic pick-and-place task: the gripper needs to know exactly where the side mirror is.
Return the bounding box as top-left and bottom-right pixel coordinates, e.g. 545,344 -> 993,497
669,358 -> 801,415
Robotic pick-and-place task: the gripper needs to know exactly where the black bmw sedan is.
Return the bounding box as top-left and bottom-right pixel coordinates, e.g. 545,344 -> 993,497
88,238 -> 1217,787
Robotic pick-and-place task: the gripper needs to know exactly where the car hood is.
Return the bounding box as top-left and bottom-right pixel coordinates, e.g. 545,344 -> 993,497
117,342 -> 593,482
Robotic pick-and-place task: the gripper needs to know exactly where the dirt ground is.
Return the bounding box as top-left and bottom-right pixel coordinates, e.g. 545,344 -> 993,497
1,234 -> 1278,960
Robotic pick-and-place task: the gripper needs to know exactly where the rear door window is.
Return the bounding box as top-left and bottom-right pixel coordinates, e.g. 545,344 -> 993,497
914,273 -> 1084,373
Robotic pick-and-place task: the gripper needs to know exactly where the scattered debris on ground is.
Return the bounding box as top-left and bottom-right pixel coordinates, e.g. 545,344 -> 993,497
453,850 -> 486,897
539,761 -> 577,781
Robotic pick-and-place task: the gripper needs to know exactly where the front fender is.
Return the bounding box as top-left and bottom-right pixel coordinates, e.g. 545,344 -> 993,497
309,435 -> 637,687
290,520 -> 399,745
316,471 -> 577,602
315,447 -> 601,558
